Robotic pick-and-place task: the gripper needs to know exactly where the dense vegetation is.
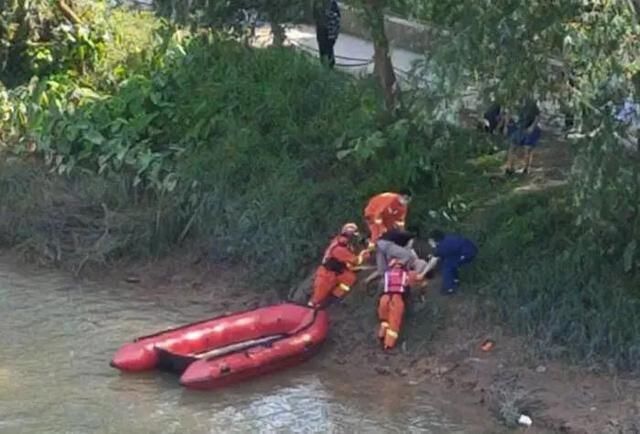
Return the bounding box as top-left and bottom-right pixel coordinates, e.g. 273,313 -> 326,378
0,0 -> 488,281
1,0 -> 640,370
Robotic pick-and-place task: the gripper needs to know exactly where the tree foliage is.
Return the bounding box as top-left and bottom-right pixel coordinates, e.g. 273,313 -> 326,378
399,0 -> 640,274
153,0 -> 307,42
0,0 -> 113,87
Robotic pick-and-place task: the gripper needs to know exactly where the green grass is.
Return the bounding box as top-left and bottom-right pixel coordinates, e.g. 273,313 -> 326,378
459,187 -> 640,371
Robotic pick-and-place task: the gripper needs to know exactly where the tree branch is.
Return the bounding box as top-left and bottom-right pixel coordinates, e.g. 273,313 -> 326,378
57,0 -> 83,25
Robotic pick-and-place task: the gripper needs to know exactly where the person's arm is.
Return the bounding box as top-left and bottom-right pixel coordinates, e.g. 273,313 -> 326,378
407,238 -> 415,250
367,220 -> 385,250
494,107 -> 504,131
364,247 -> 385,284
527,104 -> 541,132
395,201 -> 407,229
500,109 -> 510,135
331,245 -> 361,269
419,255 -> 439,279
364,269 -> 381,285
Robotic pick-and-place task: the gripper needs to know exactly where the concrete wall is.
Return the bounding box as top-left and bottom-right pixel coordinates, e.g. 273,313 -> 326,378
336,2 -> 438,53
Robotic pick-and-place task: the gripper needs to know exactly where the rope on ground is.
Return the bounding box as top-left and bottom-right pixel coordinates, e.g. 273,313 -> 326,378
335,60 -> 374,68
285,35 -> 429,75
286,37 -> 374,68
286,37 -> 372,62
334,53 -> 374,62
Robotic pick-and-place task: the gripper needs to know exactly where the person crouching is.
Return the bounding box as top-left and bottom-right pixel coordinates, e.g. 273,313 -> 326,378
377,258 -> 410,351
308,222 -> 369,309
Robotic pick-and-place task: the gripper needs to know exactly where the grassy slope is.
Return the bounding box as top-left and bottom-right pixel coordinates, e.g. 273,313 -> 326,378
1,5 -> 640,374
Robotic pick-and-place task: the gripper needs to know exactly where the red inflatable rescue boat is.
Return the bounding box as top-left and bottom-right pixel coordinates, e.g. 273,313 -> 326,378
110,303 -> 329,389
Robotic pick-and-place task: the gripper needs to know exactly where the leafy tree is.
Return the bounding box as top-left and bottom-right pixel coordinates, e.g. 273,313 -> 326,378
407,0 -> 640,273
359,0 -> 400,112
153,0 -> 306,46
0,0 -> 100,87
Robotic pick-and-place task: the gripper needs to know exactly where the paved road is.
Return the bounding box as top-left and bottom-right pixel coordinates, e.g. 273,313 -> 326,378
284,24 -> 421,77
277,24 -> 481,111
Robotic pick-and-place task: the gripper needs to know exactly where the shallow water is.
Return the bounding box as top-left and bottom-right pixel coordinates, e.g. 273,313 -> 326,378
0,263 -> 496,433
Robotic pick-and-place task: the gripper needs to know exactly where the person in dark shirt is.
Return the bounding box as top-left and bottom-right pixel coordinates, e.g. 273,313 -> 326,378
314,0 -> 341,68
423,230 -> 478,295
504,97 -> 542,175
379,227 -> 416,247
482,101 -> 506,134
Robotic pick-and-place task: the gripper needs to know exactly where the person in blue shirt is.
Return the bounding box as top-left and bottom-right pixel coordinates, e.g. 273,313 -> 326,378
423,230 -> 478,295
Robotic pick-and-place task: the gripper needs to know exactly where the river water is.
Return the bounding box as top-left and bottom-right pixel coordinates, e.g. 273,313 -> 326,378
0,262 -> 498,434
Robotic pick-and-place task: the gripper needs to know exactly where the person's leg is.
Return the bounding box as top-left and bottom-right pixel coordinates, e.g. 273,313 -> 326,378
452,252 -> 477,287
523,147 -> 534,174
384,294 -> 405,349
309,268 -> 336,307
316,26 -> 330,64
505,122 -> 521,175
402,288 -> 414,319
564,110 -> 574,131
505,121 -> 526,175
377,294 -> 391,341
327,37 -> 336,68
505,144 -> 518,175
332,270 -> 357,299
441,257 -> 458,295
522,125 -> 541,174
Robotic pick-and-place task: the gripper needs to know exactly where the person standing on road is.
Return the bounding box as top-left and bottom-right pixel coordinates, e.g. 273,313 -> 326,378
314,0 -> 341,68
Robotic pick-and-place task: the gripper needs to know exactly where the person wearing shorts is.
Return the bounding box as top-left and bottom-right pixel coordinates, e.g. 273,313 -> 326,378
505,98 -> 542,175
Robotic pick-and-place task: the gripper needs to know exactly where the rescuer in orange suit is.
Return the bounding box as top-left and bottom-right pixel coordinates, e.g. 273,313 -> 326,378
364,190 -> 412,250
377,258 -> 410,350
308,223 -> 370,308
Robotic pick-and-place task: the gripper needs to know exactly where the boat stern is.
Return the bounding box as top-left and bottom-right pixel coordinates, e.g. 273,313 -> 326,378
180,360 -> 216,389
110,342 -> 157,371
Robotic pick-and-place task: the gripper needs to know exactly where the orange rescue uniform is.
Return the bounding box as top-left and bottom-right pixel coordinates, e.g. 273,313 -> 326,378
364,193 -> 408,247
377,266 -> 408,350
310,234 -> 365,307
